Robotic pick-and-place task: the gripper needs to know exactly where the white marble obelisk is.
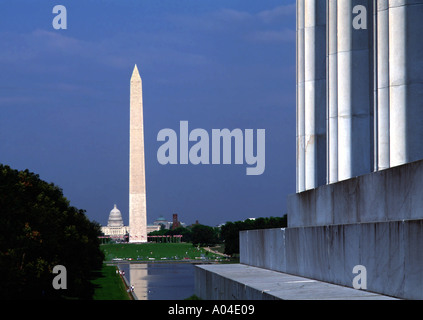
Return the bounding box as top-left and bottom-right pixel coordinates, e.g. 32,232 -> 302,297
129,64 -> 147,243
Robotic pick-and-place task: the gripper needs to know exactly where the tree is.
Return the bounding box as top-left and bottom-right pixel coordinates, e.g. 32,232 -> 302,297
148,226 -> 194,242
221,215 -> 288,255
170,226 -> 193,243
191,224 -> 219,247
0,164 -> 104,299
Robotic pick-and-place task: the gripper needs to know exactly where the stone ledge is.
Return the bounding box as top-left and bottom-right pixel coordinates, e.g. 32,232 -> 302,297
240,219 -> 423,299
288,158 -> 423,228
194,264 -> 397,300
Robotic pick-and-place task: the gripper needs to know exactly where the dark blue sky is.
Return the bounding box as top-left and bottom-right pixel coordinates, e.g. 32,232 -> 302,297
0,0 -> 296,227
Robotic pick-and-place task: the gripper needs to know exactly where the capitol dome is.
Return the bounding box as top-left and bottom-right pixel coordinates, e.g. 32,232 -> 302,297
107,204 -> 124,227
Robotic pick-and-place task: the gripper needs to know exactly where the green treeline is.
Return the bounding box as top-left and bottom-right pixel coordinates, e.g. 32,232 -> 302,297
150,215 -> 288,256
149,224 -> 219,247
0,164 -> 104,299
220,216 -> 288,255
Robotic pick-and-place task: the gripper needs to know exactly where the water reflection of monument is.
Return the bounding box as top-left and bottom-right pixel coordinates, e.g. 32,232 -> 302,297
119,263 -> 148,300
128,264 -> 148,300
122,263 -> 195,300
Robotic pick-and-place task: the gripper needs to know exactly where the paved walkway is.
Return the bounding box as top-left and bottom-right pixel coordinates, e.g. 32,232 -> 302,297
197,264 -> 399,300
203,246 -> 231,257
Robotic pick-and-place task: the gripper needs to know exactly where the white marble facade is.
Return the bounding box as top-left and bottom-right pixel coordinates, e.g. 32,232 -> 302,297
297,0 -> 423,192
102,204 -> 129,238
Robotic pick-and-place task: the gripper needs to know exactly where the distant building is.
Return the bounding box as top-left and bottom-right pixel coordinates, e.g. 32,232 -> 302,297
102,204 -> 160,239
153,215 -> 171,229
101,204 -> 129,239
147,224 -> 160,233
172,213 -> 181,230
151,214 -> 187,230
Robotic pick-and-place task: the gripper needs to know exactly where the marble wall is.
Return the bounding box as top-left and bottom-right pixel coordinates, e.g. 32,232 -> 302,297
239,228 -> 286,272
240,220 -> 423,299
288,158 -> 423,228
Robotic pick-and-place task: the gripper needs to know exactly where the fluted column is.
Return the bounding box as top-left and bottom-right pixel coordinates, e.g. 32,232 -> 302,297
296,0 -> 306,192
401,1 -> 423,163
327,0 -> 338,183
304,0 -> 327,190
388,2 -> 407,167
336,0 -> 373,181
389,0 -> 423,166
376,0 -> 390,170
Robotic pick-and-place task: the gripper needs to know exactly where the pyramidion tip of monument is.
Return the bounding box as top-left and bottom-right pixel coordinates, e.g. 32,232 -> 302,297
131,64 -> 141,80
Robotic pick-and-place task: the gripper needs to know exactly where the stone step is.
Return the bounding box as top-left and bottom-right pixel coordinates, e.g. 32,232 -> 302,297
195,264 -> 398,300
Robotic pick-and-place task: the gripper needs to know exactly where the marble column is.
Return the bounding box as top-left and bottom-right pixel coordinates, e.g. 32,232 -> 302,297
297,0 -> 306,192
388,2 -> 407,167
303,0 -> 327,190
336,0 -> 373,181
376,0 -> 390,170
389,0 -> 423,167
298,0 -> 423,190
327,0 -> 338,183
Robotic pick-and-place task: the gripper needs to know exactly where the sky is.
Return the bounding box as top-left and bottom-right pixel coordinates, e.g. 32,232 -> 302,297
0,0 -> 296,227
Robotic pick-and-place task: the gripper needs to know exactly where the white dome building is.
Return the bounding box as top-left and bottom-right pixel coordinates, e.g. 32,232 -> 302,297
101,204 -> 129,239
107,204 -> 124,227
101,204 -> 160,241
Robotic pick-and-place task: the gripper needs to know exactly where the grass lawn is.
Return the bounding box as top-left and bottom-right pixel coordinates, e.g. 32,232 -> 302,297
92,264 -> 131,300
101,242 -> 222,261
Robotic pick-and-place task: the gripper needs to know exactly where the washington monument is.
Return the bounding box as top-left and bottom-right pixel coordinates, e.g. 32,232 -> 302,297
129,64 -> 147,243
